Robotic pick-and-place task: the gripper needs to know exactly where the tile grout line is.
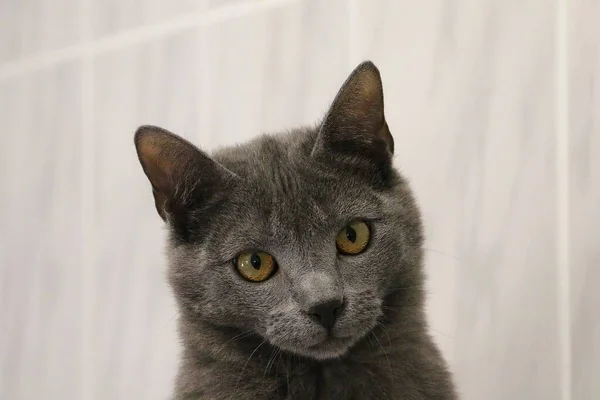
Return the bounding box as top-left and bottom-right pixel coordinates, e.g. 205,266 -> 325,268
0,0 -> 300,81
80,0 -> 94,398
556,0 -> 571,399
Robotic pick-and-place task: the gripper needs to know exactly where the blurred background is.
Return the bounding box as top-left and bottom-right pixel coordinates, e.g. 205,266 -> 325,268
0,0 -> 597,399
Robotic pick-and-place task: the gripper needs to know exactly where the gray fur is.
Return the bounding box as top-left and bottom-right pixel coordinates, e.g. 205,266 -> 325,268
134,61 -> 456,399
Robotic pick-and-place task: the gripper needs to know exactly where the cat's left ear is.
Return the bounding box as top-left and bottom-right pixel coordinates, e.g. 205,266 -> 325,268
312,61 -> 394,176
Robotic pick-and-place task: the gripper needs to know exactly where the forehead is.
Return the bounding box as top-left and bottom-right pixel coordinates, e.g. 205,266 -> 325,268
210,133 -> 384,241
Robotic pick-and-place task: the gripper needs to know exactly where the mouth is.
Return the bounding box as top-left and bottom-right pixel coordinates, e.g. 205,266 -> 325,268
304,335 -> 356,359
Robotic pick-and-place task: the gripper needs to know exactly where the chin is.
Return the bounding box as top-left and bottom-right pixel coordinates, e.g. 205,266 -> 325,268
273,335 -> 359,361
305,336 -> 359,360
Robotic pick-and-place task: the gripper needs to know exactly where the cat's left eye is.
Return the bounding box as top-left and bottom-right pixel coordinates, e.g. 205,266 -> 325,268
234,251 -> 277,282
336,220 -> 371,255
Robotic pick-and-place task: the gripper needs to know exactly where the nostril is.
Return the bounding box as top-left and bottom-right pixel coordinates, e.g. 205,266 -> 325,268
333,302 -> 344,318
306,298 -> 345,331
308,312 -> 322,322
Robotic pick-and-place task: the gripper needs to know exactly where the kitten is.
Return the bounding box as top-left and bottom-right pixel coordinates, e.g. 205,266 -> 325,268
134,61 -> 456,399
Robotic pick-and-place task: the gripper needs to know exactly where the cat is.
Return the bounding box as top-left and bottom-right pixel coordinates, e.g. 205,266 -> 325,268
134,61 -> 457,399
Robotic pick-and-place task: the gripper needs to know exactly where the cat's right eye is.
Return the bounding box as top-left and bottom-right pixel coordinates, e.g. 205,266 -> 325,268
234,251 -> 277,282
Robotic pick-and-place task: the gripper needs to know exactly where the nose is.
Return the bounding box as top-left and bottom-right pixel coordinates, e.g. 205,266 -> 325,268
307,298 -> 344,331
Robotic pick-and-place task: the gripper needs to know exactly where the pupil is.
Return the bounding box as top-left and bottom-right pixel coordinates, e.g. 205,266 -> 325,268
250,253 -> 262,270
346,226 -> 357,243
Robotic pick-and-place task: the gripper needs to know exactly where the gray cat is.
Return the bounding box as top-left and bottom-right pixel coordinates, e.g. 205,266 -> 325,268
134,61 -> 457,399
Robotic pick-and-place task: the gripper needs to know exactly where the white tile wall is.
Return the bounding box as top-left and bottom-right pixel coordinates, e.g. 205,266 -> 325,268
0,0 -> 596,399
569,0 -> 600,398
91,0 -> 248,39
206,0 -> 349,146
0,0 -> 83,63
0,62 -> 83,399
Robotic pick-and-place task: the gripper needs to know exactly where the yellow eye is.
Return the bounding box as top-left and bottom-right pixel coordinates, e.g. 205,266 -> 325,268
336,220 -> 371,255
235,251 -> 277,282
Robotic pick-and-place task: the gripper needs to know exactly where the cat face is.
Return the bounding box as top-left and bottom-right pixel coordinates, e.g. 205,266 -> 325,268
135,61 -> 423,360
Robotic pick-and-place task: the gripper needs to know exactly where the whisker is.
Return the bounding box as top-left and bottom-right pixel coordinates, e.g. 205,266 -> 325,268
158,311 -> 180,338
385,284 -> 426,294
428,327 -> 455,339
371,331 -> 394,382
263,347 -> 280,378
376,322 -> 393,347
422,247 -> 461,262
402,242 -> 462,262
285,357 -> 291,391
229,339 -> 267,400
221,329 -> 256,347
377,310 -> 454,339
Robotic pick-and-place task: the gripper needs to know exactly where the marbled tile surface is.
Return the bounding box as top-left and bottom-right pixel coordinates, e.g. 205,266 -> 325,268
0,62 -> 83,399
0,0 -> 597,399
0,0 -> 83,63
91,0 -> 201,39
205,0 -> 350,147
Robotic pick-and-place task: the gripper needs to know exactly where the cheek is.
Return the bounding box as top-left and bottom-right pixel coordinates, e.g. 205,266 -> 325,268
371,230 -> 405,278
172,267 -> 272,328
338,255 -> 384,292
337,289 -> 382,326
338,244 -> 401,301
212,271 -> 296,331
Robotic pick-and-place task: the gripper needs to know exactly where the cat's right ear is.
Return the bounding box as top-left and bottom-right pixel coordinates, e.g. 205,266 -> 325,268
134,125 -> 238,221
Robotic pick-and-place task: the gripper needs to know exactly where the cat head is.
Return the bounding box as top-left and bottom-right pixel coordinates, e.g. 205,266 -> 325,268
134,61 -> 424,360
